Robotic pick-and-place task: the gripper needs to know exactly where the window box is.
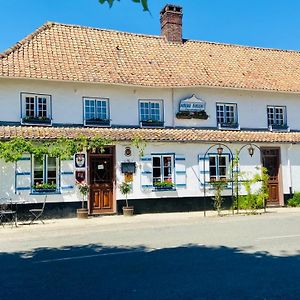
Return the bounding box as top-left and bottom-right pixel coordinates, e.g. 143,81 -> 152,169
218,122 -> 239,129
153,181 -> 175,191
85,118 -> 110,126
32,183 -> 57,193
176,110 -> 209,120
22,117 -> 52,125
141,120 -> 164,127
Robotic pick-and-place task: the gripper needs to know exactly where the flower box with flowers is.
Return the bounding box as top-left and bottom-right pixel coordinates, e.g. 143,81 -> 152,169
32,182 -> 57,193
153,181 -> 175,190
176,111 -> 209,120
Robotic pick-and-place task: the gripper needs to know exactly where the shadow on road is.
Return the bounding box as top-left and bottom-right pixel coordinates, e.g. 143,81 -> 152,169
1,243 -> 299,299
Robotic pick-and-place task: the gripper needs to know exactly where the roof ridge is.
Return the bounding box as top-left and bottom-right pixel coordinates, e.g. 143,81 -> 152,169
186,39 -> 300,54
44,21 -> 164,40
0,21 -> 55,59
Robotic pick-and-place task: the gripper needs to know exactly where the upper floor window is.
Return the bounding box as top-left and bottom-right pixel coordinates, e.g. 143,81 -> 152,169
152,155 -> 174,190
32,155 -> 59,193
84,97 -> 110,126
216,103 -> 238,129
139,100 -> 164,127
267,106 -> 287,130
21,93 -> 52,125
209,155 -> 228,182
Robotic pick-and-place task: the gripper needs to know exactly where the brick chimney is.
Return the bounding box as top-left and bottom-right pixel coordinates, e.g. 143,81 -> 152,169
160,4 -> 183,43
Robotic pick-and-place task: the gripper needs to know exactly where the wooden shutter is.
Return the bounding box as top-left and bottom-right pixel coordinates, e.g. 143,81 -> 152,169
140,155 -> 153,189
15,155 -> 31,194
60,159 -> 75,193
198,154 -> 210,188
175,154 -> 186,188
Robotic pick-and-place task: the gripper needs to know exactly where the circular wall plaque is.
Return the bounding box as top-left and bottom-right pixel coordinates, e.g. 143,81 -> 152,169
124,147 -> 132,157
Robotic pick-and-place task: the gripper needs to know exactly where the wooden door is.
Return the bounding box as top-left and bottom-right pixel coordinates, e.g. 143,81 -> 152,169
261,148 -> 280,206
89,153 -> 114,214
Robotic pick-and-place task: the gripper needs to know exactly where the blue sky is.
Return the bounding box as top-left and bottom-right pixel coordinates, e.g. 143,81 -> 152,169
1,0 -> 300,52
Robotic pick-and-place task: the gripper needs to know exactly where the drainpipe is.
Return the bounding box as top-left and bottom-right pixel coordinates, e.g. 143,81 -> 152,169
171,88 -> 175,128
287,144 -> 293,197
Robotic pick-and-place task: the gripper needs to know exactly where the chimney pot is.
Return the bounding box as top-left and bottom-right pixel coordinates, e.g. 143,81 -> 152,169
160,4 -> 183,43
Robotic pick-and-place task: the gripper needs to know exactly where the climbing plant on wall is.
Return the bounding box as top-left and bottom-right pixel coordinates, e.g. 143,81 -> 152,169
0,136 -> 113,163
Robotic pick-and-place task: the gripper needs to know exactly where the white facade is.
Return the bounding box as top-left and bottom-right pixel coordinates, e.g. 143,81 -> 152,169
0,77 -> 299,213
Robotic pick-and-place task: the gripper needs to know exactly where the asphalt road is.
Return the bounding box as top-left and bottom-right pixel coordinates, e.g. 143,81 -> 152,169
0,210 -> 300,299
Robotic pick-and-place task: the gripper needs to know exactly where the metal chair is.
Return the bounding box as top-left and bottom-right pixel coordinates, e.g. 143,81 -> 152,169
29,196 -> 47,225
0,198 -> 17,227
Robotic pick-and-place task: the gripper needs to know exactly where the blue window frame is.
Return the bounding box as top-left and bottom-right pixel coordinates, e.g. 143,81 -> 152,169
209,154 -> 228,182
139,100 -> 164,127
84,97 -> 110,126
267,106 -> 287,129
152,155 -> 174,188
216,103 -> 238,128
21,93 -> 52,125
32,155 -> 59,193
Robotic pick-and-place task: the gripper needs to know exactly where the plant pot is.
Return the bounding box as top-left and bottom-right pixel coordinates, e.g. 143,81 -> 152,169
122,206 -> 134,216
77,208 -> 89,219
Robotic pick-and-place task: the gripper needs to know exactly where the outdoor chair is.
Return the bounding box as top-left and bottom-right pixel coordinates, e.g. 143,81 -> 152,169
0,198 -> 17,227
29,196 -> 47,225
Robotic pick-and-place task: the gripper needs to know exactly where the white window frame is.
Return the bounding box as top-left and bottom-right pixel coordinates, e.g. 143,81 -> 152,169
152,154 -> 174,186
216,103 -> 238,128
208,154 -> 229,182
139,100 -> 164,126
83,97 -> 110,126
21,93 -> 52,125
32,155 -> 60,193
267,105 -> 287,129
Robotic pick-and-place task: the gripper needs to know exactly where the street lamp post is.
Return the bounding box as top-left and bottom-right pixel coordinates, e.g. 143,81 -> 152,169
203,143 -> 234,217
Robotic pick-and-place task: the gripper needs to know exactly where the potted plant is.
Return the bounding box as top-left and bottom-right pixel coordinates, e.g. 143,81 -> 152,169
76,181 -> 89,219
119,182 -> 133,216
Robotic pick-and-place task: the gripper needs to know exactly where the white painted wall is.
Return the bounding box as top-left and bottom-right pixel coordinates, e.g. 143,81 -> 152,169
0,78 -> 300,129
0,141 -> 298,206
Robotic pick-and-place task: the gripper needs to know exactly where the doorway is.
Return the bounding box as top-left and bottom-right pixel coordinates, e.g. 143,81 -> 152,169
261,148 -> 281,206
88,147 -> 115,214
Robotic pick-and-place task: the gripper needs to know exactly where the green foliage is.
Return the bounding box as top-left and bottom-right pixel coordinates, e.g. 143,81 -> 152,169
131,136 -> 147,157
0,136 -> 112,163
32,182 -> 57,190
119,182 -> 132,207
235,166 -> 269,211
287,192 -> 300,207
153,181 -> 174,189
210,180 -> 227,215
98,0 -> 149,11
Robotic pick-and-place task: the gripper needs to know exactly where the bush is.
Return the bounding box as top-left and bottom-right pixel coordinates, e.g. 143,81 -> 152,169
287,192 -> 300,207
236,194 -> 264,210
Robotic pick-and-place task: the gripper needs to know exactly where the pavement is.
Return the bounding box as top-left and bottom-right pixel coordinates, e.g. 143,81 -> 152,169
1,207 -> 300,299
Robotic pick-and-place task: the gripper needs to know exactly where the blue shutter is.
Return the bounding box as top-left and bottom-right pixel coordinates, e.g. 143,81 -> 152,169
198,154 -> 210,188
15,155 -> 31,194
140,155 -> 153,189
60,159 -> 75,192
175,154 -> 186,188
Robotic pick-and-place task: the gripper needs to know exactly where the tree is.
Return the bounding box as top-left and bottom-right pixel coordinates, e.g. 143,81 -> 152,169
98,0 -> 149,11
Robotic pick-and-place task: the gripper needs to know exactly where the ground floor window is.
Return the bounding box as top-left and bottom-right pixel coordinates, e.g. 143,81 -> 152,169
33,155 -> 59,191
209,155 -> 227,182
152,155 -> 174,189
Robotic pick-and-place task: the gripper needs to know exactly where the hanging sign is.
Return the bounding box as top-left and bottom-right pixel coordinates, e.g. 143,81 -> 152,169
179,94 -> 206,112
75,153 -> 86,168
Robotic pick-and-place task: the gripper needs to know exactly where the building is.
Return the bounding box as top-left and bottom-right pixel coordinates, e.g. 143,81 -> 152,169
1,4 -> 300,217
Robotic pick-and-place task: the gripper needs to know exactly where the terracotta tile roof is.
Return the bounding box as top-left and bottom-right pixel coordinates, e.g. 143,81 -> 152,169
0,126 -> 299,144
1,22 -> 300,92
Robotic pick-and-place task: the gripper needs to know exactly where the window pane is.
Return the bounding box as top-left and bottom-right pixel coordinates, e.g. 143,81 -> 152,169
34,156 -> 44,185
25,97 -> 35,117
85,99 -> 95,120
140,102 -> 149,121
96,99 -> 108,120
153,157 -> 161,167
47,157 -> 57,185
37,97 -> 47,118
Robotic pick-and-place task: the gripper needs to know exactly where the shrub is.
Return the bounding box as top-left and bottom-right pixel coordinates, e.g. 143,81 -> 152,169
287,192 -> 300,207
